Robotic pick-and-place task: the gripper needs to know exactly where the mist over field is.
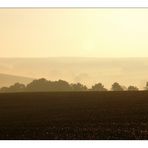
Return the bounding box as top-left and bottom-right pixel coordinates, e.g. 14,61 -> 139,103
0,57 -> 148,89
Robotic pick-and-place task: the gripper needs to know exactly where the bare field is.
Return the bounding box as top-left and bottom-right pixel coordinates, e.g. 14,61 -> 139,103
0,91 -> 148,140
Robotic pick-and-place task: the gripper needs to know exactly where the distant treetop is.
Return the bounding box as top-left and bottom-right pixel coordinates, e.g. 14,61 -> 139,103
111,82 -> 124,91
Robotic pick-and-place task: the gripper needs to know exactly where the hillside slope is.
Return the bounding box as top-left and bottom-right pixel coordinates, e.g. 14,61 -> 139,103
0,73 -> 34,88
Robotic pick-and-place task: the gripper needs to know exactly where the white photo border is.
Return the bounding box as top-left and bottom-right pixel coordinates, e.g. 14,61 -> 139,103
0,0 -> 148,148
0,0 -> 148,7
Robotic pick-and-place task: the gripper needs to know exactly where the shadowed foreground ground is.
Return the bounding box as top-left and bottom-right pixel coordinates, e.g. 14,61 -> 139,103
0,91 -> 148,140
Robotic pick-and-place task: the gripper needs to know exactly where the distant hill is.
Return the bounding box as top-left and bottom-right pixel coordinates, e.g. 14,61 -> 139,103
0,73 -> 34,88
0,57 -> 148,89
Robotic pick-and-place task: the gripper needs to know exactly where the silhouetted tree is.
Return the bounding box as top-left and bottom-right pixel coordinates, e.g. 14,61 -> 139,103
127,85 -> 139,91
0,87 -> 9,92
52,80 -> 72,91
25,78 -> 72,92
144,82 -> 148,90
26,78 -> 50,91
0,78 -> 143,92
71,83 -> 88,91
111,82 -> 124,91
91,83 -> 107,91
0,83 -> 25,92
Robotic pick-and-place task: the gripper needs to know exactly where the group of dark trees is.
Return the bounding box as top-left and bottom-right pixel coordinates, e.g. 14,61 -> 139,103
0,79 -> 87,92
0,78 -> 146,92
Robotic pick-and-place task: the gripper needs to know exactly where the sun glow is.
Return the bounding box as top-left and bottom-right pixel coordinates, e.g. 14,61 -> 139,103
0,9 -> 148,57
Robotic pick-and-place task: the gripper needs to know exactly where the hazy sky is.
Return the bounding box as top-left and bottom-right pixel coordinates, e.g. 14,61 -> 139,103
1,9 -> 148,57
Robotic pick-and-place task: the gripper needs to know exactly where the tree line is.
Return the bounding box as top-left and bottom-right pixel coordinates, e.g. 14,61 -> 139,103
1,78 -> 148,92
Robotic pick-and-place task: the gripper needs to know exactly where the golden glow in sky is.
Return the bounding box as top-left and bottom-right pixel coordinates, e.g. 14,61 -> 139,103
0,9 -> 148,57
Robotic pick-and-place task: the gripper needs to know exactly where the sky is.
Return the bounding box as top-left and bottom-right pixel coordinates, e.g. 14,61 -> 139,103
1,8 -> 148,57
